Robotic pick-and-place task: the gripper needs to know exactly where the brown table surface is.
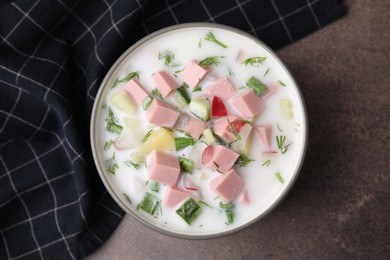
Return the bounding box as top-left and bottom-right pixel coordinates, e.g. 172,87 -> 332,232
88,1 -> 389,259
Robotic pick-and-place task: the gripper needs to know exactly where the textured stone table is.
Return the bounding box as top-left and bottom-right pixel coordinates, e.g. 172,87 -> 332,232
88,0 -> 389,259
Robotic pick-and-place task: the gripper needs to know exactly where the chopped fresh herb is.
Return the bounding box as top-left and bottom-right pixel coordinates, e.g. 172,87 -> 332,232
105,107 -> 123,134
104,140 -> 113,150
199,200 -> 212,208
198,40 -> 202,48
174,68 -> 184,74
277,123 -> 283,132
158,50 -> 179,67
264,68 -> 270,76
278,80 -> 286,86
176,198 -> 202,225
182,82 -> 189,88
238,86 -> 246,89
101,104 -> 106,109
215,135 -> 229,147
138,192 -> 161,216
199,56 -> 225,68
123,193 -> 131,204
228,69 -> 234,76
220,202 -> 234,224
142,130 -> 153,143
105,153 -> 118,175
213,196 -> 220,200
112,71 -> 139,88
236,152 -> 254,167
261,160 -> 271,167
151,88 -> 163,99
205,32 -> 228,48
227,118 -> 241,141
275,172 -> 284,184
175,137 -> 196,151
142,96 -> 153,110
151,181 -> 160,192
125,160 -> 140,169
192,86 -> 202,92
179,157 -> 193,173
246,76 -> 268,96
198,224 -> 203,228
276,135 -> 290,154
241,56 -> 267,67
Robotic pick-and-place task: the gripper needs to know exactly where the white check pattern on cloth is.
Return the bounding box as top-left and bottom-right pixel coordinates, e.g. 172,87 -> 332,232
0,0 -> 345,259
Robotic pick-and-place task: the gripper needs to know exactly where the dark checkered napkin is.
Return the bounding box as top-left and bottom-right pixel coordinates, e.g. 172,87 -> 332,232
0,0 -> 345,259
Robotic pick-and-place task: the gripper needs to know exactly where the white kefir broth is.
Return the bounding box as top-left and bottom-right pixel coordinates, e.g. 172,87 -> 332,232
95,28 -> 306,235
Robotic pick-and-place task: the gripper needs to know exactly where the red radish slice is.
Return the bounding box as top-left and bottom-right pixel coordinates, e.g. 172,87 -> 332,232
211,96 -> 227,117
230,120 -> 246,133
201,145 -> 214,165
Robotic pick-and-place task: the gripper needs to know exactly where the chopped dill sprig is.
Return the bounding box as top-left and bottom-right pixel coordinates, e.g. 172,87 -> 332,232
276,135 -> 290,154
105,153 -> 118,175
112,71 -> 139,88
105,107 -> 123,134
123,193 -> 132,204
158,50 -> 180,67
264,68 -> 270,76
151,88 -> 163,99
261,160 -> 271,166
142,130 -> 153,143
199,200 -> 212,208
199,56 -> 225,67
241,57 -> 267,67
205,32 -> 228,48
125,161 -> 141,169
192,86 -> 202,92
236,152 -> 255,167
278,80 -> 286,86
227,119 -> 241,141
104,140 -> 113,150
275,172 -> 284,184
277,123 -> 283,132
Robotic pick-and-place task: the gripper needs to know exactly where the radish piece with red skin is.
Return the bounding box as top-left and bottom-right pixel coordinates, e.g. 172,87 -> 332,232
211,96 -> 227,117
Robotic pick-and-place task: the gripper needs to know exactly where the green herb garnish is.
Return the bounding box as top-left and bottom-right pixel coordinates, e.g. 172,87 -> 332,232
138,192 -> 161,216
275,172 -> 284,184
142,130 -> 153,143
261,160 -> 271,166
278,80 -> 286,87
104,140 -> 113,150
112,71 -> 139,88
241,56 -> 266,67
198,40 -> 202,48
125,161 -> 140,169
123,193 -> 132,204
142,96 -> 153,110
205,32 -> 228,48
199,200 -> 212,208
174,68 -> 184,74
151,181 -> 160,192
220,202 -> 234,224
246,76 -> 268,96
176,198 -> 202,225
277,123 -> 283,132
175,137 -> 196,151
151,88 -> 163,99
199,56 -> 225,68
105,107 -> 123,134
276,135 -> 290,154
192,86 -> 202,92
179,157 -> 193,173
158,50 -> 179,67
227,119 -> 241,141
264,68 -> 270,76
105,153 -> 118,175
236,152 -> 254,167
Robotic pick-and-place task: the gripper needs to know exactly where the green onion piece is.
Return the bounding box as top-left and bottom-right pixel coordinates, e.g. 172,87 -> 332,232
151,88 -> 163,99
198,56 -> 224,68
111,71 -> 139,88
192,86 -> 202,92
105,107 -> 123,134
199,200 -> 212,208
142,96 -> 153,110
220,202 -> 234,224
246,76 -> 268,96
151,181 -> 160,192
125,161 -> 140,169
176,198 -> 202,225
123,193 -> 132,204
104,140 -> 113,150
261,160 -> 271,167
278,80 -> 286,86
241,56 -> 266,67
142,130 -> 153,143
264,68 -> 270,76
179,157 -> 194,173
275,172 -> 284,184
175,137 -> 196,151
205,32 -> 228,48
105,153 -> 118,175
138,192 -> 161,216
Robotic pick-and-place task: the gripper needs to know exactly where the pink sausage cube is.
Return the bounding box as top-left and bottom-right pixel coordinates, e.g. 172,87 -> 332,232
164,186 -> 191,208
210,169 -> 244,202
183,117 -> 208,140
182,61 -> 208,88
254,125 -> 272,151
202,145 -> 239,173
261,84 -> 278,100
152,71 -> 178,98
231,89 -> 264,118
122,79 -> 149,106
212,115 -> 239,142
147,99 -> 180,128
148,150 -> 180,186
205,76 -> 236,101
239,191 -> 250,204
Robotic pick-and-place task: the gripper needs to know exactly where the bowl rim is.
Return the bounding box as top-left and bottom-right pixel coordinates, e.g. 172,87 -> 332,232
90,22 -> 308,239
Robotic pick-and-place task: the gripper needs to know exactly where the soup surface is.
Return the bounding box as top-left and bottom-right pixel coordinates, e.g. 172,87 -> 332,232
93,27 -> 306,236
